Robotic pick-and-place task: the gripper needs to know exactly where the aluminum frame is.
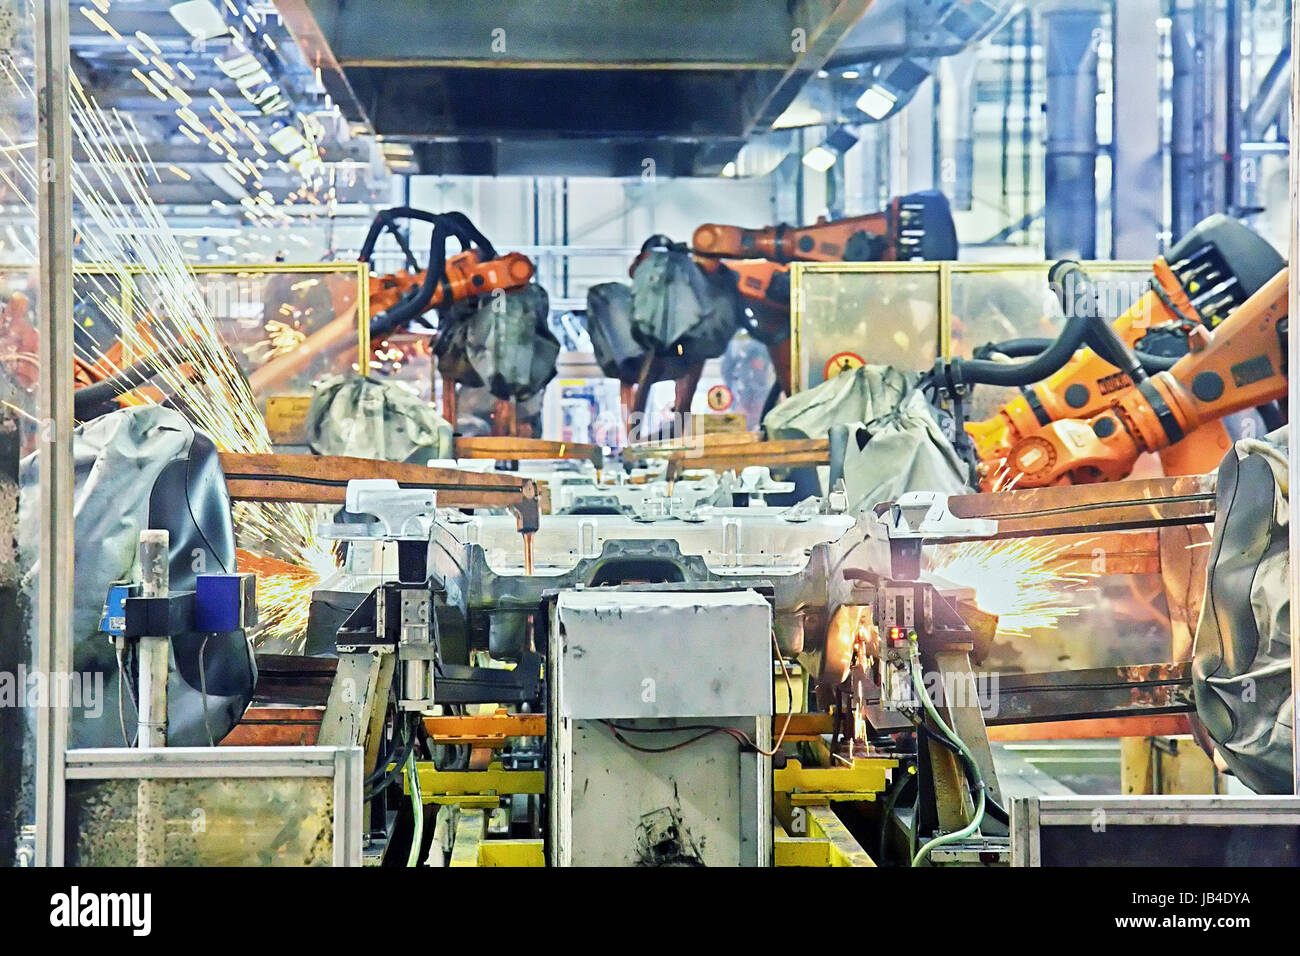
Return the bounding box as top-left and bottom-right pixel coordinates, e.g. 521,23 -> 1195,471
1010,795 -> 1300,866
64,746 -> 365,867
33,0 -> 75,869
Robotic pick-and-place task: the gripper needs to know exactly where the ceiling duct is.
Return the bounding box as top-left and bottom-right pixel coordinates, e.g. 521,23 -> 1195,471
278,0 -> 875,176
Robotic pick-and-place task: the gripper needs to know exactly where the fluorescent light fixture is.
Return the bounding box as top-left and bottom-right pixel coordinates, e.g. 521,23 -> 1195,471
801,146 -> 837,172
216,52 -> 264,81
269,125 -> 308,155
773,102 -> 825,129
802,126 -> 859,172
856,85 -> 898,120
169,0 -> 227,41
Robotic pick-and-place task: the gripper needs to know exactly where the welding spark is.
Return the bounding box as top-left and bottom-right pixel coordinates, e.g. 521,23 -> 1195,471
243,319 -> 307,364
236,548 -> 332,642
928,538 -> 1098,638
0,63 -> 338,649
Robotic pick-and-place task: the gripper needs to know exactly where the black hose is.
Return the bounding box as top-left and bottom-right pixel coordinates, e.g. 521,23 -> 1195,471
363,712 -> 420,801
972,336 -> 1053,360
1258,400 -> 1286,432
1131,349 -> 1178,373
940,260 -> 1102,388
760,379 -> 784,422
362,208 -> 503,340
917,723 -> 1009,825
369,218 -> 452,339
73,342 -> 204,418
878,770 -> 916,865
976,334 -> 1179,374
967,259 -> 1178,381
1081,305 -> 1148,385
359,206 -> 462,264
437,210 -> 499,260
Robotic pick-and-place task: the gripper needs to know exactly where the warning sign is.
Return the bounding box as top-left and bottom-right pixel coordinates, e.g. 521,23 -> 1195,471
265,395 -> 314,444
706,383 -> 734,411
823,351 -> 865,380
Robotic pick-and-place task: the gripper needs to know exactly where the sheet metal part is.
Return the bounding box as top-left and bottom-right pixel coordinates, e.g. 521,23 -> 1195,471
426,509 -> 864,658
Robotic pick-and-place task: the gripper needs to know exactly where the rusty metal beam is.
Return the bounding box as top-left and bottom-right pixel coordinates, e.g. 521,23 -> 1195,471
988,714 -> 1192,741
220,452 -> 540,531
665,438 -> 830,482
918,474 -> 1218,541
222,707 -> 324,746
454,435 -> 603,468
986,662 -> 1194,726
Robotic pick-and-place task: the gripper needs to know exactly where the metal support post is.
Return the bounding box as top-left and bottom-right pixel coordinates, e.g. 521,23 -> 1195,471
33,0 -> 75,869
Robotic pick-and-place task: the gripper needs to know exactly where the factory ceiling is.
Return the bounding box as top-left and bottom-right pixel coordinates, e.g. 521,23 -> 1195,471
51,0 -> 1013,237
66,0 -> 391,230
278,0 -> 877,176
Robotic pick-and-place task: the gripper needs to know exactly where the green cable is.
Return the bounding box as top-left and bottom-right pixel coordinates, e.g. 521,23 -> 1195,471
908,636 -> 986,867
405,748 -> 424,867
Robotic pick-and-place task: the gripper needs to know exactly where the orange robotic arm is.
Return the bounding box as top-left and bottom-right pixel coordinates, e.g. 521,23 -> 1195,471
693,210 -> 894,263
369,249 -> 534,316
966,215 -> 1285,467
1003,268 -> 1288,488
691,191 -> 956,264
966,258 -> 1199,463
248,210 -> 534,397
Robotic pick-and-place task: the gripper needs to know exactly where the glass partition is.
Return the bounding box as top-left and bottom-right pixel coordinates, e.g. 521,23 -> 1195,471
64,747 -> 362,866
71,263 -> 371,426
790,260 -> 1152,400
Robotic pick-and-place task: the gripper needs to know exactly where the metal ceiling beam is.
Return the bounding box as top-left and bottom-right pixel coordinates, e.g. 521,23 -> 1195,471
742,0 -> 876,135
351,67 -> 760,140
299,0 -> 798,68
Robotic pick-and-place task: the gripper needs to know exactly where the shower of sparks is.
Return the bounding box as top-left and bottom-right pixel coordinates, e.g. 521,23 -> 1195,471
0,62 -> 336,648
243,319 -> 307,364
235,548 -> 332,640
928,538 -> 1099,638
988,460 -> 1025,492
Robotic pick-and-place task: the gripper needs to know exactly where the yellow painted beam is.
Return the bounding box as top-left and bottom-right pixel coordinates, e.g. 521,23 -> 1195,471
450,810 -> 486,867
773,808 -> 876,867
411,761 -> 545,804
479,840 -> 545,867
775,837 -> 832,867
804,805 -> 875,866
773,758 -> 897,800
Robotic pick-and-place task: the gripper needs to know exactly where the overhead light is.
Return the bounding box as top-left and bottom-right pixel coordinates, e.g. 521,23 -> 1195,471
801,146 -> 837,173
856,85 -> 898,120
802,126 -> 858,172
217,52 -> 267,82
169,0 -> 227,41
269,125 -> 308,155
841,70 -> 860,80
857,60 -> 929,121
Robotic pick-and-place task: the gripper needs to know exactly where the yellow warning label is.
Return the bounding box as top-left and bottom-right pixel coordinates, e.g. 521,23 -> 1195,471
823,351 -> 865,380
266,395 -> 314,444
